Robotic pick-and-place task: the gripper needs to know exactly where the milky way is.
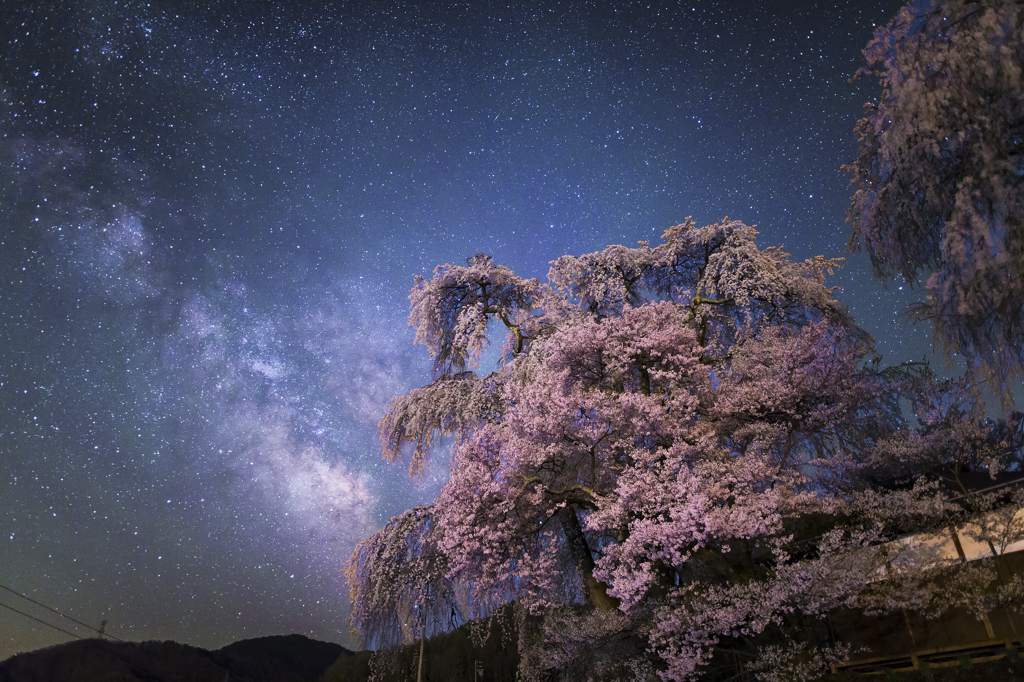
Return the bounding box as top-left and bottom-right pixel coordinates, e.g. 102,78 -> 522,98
1,0 -> 933,656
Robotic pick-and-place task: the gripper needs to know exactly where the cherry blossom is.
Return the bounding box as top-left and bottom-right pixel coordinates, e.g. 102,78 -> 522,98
349,217 -> 1024,681
846,0 -> 1024,395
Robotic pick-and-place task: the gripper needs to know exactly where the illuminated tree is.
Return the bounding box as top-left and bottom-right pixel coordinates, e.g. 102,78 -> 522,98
846,0 -> 1024,395
350,218 -> 1024,681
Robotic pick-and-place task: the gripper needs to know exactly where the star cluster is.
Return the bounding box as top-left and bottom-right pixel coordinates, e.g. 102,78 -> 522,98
1,0 -> 931,657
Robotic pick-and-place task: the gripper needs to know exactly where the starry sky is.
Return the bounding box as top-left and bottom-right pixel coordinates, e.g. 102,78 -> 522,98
0,0 -> 936,658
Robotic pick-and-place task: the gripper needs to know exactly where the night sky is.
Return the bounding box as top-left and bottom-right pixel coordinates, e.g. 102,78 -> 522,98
1,0 -> 934,657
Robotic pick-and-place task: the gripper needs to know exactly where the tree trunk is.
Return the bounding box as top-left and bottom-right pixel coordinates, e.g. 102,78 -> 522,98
558,506 -> 620,611
417,589 -> 426,682
416,633 -> 424,682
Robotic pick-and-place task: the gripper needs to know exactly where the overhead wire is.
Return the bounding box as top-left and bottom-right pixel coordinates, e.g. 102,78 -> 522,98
0,601 -> 83,641
0,582 -> 124,642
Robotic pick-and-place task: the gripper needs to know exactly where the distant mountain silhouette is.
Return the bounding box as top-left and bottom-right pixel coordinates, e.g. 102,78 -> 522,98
1,607 -> 524,682
0,633 -> 361,682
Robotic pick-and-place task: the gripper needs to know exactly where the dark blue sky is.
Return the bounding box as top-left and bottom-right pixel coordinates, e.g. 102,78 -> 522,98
0,0 -> 928,656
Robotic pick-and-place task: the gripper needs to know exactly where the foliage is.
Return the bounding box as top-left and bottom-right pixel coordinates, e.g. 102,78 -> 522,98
348,219 -> 1024,681
379,371 -> 502,476
345,506 -> 465,651
408,253 -> 543,380
845,0 -> 1024,395
747,641 -> 855,682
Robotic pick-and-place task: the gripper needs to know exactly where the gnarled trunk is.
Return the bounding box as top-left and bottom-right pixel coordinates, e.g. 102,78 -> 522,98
558,505 -> 620,611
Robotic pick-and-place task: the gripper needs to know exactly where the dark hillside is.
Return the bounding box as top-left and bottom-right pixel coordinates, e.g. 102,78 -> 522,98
0,634 -> 345,682
212,634 -> 345,681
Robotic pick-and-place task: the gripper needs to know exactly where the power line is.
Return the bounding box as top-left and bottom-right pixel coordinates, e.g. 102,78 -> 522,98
0,601 -> 83,641
0,582 -> 124,642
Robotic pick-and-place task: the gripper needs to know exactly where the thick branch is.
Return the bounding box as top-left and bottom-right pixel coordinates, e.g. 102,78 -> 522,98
557,505 -> 620,612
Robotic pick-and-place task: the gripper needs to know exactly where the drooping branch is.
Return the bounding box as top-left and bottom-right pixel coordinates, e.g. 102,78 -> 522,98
346,505 -> 466,650
379,371 -> 501,476
846,0 -> 1024,395
409,254 -> 544,379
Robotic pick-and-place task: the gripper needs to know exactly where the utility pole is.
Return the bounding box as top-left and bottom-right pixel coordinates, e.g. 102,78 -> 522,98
416,588 -> 425,682
98,620 -> 107,640
416,634 -> 425,682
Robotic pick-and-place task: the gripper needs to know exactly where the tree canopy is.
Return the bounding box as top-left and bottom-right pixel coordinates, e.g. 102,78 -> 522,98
845,0 -> 1024,395
348,219 -> 1024,681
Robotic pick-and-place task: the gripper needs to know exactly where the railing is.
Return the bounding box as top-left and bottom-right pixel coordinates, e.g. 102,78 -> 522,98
833,501 -> 1024,675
